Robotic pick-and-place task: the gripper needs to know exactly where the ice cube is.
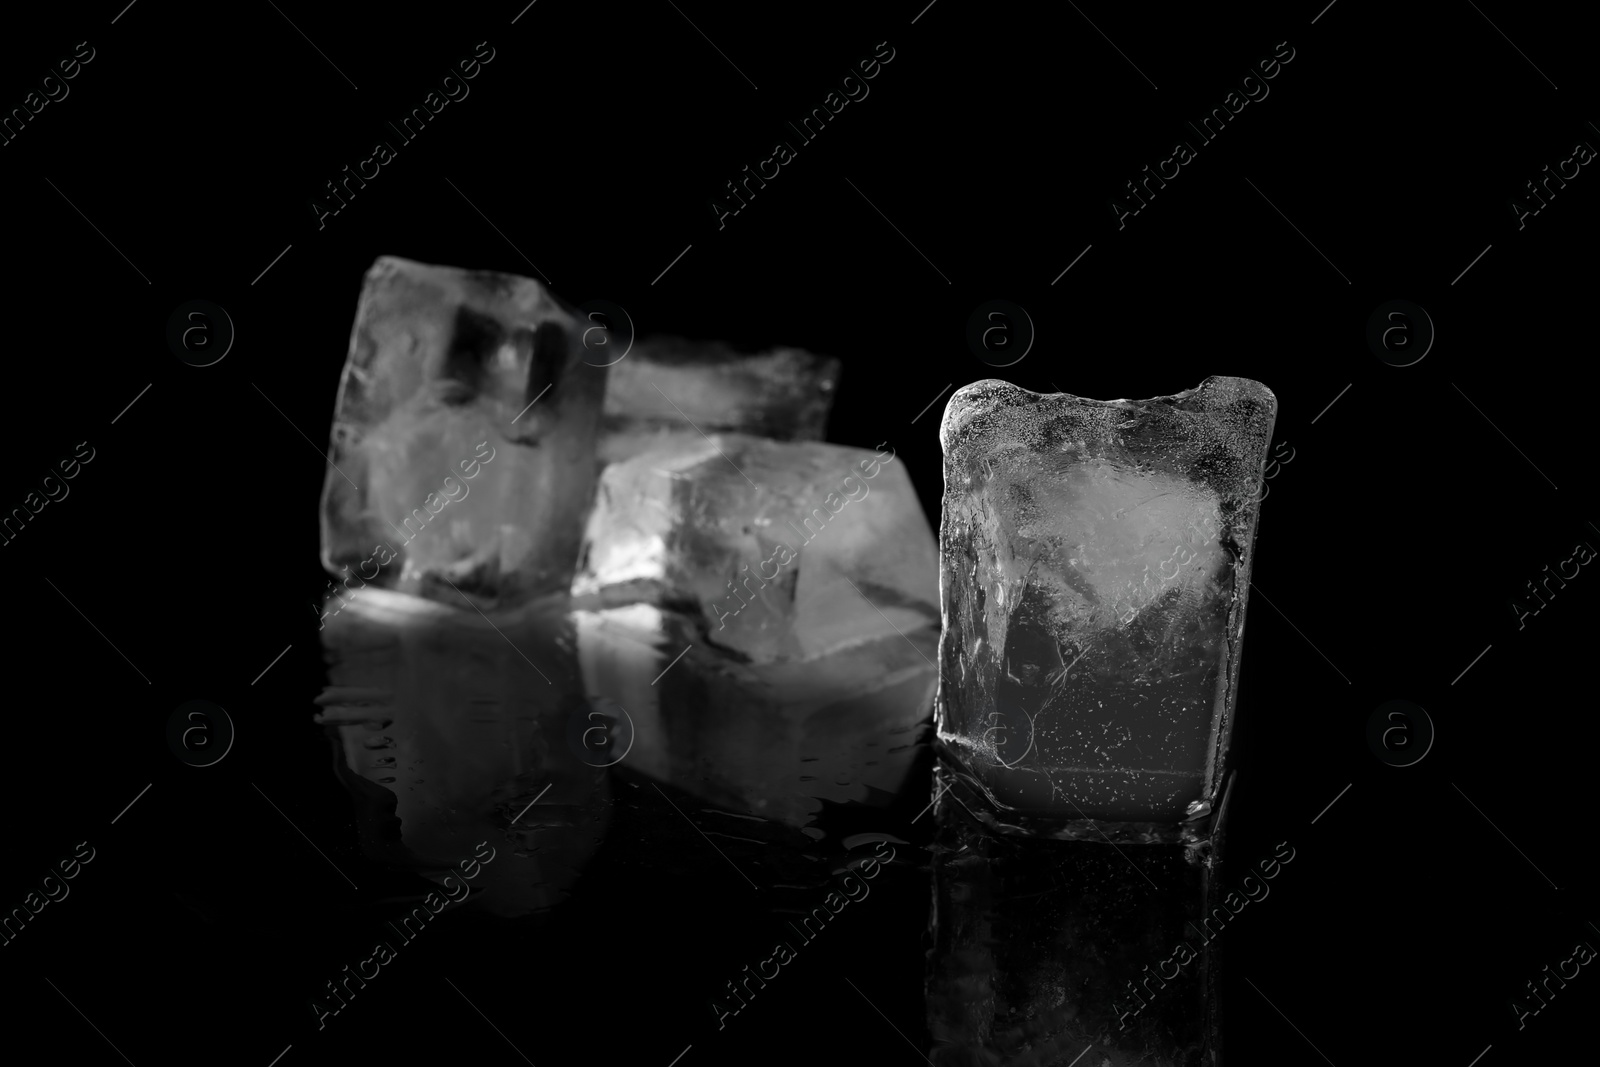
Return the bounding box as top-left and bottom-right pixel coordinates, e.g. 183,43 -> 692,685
600,337 -> 839,464
574,432 -> 938,663
319,256 -> 609,609
935,377 -> 1276,831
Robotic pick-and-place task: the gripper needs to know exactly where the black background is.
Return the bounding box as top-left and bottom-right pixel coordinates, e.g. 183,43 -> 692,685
1,1 -> 1595,1064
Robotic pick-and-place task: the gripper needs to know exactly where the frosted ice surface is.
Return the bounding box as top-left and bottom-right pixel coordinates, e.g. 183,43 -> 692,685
600,337 -> 839,465
575,432 -> 938,664
319,257 -> 609,609
935,377 -> 1277,824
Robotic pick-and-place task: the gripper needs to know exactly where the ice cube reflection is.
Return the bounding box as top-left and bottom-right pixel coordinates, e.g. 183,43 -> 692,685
316,586 -> 608,918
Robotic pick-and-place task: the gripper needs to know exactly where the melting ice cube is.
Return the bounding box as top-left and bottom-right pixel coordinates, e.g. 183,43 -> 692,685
935,377 -> 1276,829
600,338 -> 838,465
575,432 -> 938,663
319,257 -> 609,609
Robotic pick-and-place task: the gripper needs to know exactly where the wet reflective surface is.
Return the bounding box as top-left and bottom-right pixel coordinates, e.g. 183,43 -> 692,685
310,583 -> 1232,1066
316,588 -> 609,917
314,586 -> 938,913
926,763 -> 1221,1067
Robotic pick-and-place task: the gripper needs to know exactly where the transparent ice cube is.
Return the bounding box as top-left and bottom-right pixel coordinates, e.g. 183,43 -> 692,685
319,257 -> 609,609
600,337 -> 838,465
575,432 -> 938,663
935,377 -> 1276,834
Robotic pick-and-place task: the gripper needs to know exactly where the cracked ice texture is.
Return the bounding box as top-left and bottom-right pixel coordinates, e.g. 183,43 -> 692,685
600,338 -> 839,465
935,377 -> 1276,826
319,257 -> 609,609
574,433 -> 938,664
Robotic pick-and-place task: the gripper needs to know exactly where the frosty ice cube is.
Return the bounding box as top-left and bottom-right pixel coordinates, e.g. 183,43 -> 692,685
319,257 -> 609,609
574,433 -> 938,663
600,338 -> 839,465
935,377 -> 1276,837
